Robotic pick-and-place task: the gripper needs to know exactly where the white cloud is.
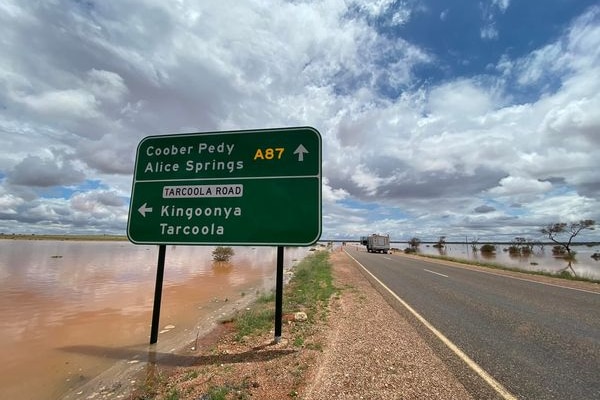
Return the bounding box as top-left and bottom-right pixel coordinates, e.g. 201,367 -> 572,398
493,0 -> 511,13
351,164 -> 395,196
513,6 -> 600,87
480,0 -> 510,41
526,192 -> 598,223
440,9 -> 449,21
514,42 -> 565,86
481,24 -> 499,40
427,79 -> 497,118
489,176 -> 552,197
0,1 -> 598,241
353,0 -> 397,19
0,190 -> 23,215
86,69 -> 128,103
541,96 -> 600,146
18,89 -> 100,119
391,8 -> 412,26
322,177 -> 349,203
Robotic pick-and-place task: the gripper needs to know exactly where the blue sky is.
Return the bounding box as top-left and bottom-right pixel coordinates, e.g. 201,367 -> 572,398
0,0 -> 599,242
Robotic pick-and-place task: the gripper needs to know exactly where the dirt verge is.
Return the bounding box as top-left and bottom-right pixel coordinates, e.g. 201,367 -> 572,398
112,249 -> 479,399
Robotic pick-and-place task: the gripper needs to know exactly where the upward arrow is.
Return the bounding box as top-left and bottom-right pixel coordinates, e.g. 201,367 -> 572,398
138,203 -> 153,217
294,144 -> 308,161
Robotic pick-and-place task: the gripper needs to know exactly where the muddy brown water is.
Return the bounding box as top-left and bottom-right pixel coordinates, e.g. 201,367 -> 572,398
0,240 -> 310,399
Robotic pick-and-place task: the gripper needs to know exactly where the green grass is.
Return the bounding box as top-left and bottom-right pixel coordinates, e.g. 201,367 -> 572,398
285,251 -> 335,311
231,250 -> 335,342
233,308 -> 274,341
204,380 -> 253,400
182,370 -> 199,381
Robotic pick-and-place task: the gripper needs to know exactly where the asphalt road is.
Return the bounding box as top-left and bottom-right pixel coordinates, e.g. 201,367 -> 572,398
345,248 -> 600,400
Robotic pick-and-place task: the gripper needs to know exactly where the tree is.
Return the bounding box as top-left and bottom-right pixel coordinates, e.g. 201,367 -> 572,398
404,237 -> 421,254
540,220 -> 595,260
408,237 -> 421,249
432,236 -> 446,248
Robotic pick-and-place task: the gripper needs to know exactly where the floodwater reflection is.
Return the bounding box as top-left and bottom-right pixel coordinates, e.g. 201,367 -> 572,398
411,243 -> 600,279
0,240 -> 308,400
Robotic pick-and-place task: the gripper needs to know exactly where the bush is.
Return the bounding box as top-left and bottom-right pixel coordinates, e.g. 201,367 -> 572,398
552,245 -> 566,256
480,244 -> 496,253
508,245 -> 520,255
212,246 -> 234,262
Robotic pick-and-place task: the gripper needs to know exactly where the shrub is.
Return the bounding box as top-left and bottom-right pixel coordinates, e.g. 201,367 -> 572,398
212,246 -> 234,262
480,244 -> 496,253
508,245 -> 520,255
552,245 -> 566,256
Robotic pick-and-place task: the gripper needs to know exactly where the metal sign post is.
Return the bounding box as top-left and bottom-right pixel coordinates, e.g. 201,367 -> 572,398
150,245 -> 166,344
274,246 -> 284,343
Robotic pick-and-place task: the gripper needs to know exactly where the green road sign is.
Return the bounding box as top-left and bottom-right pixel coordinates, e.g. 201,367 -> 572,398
127,127 -> 322,246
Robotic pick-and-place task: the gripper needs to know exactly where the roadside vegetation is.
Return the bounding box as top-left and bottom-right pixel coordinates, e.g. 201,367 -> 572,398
479,244 -> 496,254
507,237 -> 535,256
212,246 -> 235,262
541,220 -> 596,265
132,250 -> 336,399
405,237 -> 421,254
403,220 -> 599,283
231,249 -> 335,344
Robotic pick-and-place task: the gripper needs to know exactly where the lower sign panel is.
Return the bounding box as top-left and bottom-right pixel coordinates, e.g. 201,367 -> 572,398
127,177 -> 321,245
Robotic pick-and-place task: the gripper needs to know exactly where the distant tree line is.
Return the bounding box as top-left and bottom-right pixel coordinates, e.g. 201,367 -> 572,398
404,219 -> 596,264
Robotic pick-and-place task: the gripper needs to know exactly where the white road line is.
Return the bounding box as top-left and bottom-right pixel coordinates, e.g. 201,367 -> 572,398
345,250 -> 518,400
383,257 -> 393,260
424,269 -> 449,278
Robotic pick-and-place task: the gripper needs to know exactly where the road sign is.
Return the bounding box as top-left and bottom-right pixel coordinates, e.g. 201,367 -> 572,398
127,127 -> 322,245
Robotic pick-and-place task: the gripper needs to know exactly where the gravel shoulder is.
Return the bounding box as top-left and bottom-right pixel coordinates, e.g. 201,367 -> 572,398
302,249 -> 474,399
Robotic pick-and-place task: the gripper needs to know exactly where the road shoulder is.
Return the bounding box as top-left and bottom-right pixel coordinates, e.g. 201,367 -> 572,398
303,250 -> 474,399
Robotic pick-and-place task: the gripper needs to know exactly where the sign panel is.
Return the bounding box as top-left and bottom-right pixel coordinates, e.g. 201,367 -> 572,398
127,127 -> 321,245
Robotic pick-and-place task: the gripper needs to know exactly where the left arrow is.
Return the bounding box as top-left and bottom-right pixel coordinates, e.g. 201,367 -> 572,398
138,203 -> 153,217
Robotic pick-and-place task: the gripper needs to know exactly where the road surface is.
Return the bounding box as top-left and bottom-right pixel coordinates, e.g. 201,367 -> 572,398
345,248 -> 600,400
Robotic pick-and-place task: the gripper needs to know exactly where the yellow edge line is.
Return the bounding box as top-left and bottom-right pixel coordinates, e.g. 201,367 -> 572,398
345,250 -> 518,400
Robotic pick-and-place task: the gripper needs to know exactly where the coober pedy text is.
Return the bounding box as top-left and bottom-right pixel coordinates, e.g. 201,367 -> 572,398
143,142 -> 243,174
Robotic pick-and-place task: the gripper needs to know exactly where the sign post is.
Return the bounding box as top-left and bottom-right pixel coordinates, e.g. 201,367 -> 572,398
127,127 -> 322,343
149,245 -> 166,344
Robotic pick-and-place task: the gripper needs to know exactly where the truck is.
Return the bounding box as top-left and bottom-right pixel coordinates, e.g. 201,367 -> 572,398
361,234 -> 390,253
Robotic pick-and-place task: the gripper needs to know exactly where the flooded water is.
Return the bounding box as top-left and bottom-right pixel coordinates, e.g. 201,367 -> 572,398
396,242 -> 600,280
0,240 -> 310,400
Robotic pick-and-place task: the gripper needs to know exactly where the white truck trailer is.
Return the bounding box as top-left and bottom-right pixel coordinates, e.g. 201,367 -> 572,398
361,234 -> 390,253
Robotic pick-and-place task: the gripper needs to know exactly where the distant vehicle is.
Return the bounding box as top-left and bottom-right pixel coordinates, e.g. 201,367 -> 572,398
361,234 -> 390,253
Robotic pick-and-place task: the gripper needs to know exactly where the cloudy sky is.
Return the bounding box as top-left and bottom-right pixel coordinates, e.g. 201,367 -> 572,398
1,0 -> 599,242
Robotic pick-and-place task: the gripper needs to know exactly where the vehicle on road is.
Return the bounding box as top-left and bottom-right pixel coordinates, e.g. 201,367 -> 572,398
361,234 -> 390,253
